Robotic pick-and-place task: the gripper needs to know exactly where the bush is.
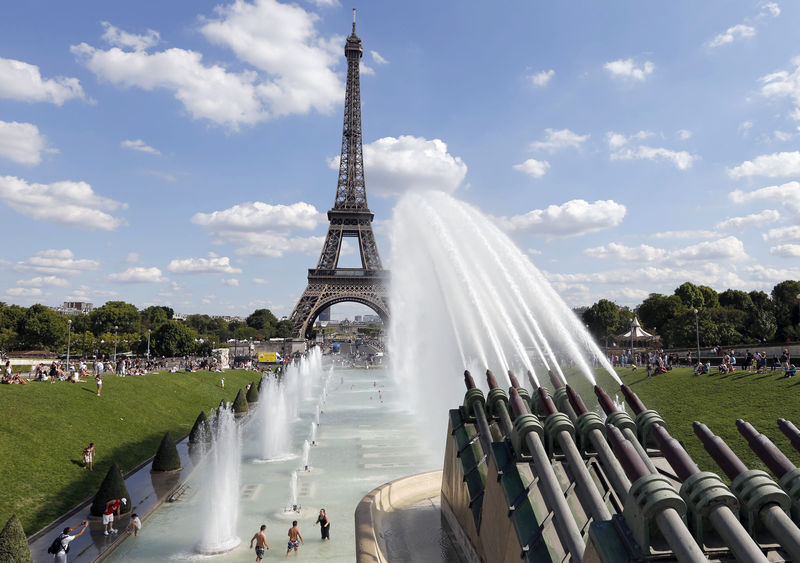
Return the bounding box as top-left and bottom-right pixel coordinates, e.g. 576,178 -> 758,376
232,389 -> 248,415
0,514 -> 31,563
90,463 -> 131,517
151,432 -> 182,472
246,381 -> 259,403
188,412 -> 210,444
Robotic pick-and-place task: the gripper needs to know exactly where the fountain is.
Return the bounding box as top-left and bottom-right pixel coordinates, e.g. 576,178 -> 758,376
255,377 -> 291,461
195,404 -> 242,555
286,470 -> 299,512
301,439 -> 311,471
310,421 -> 317,445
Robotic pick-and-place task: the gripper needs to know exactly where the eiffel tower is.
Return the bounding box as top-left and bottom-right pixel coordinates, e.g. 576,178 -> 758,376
288,11 -> 389,339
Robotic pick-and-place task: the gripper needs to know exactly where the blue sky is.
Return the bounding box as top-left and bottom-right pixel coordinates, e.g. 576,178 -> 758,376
1,0 -> 799,318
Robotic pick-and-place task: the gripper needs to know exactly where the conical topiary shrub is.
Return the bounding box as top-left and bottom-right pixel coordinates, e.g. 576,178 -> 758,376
246,381 -> 259,403
232,388 -> 248,416
151,432 -> 182,472
189,412 -> 210,444
90,462 -> 131,517
0,515 -> 31,563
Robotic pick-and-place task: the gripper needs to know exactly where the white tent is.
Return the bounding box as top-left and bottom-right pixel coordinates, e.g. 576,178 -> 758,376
621,317 -> 654,339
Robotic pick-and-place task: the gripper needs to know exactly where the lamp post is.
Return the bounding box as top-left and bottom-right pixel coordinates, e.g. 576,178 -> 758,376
113,325 -> 118,365
146,329 -> 151,360
66,319 -> 72,370
694,309 -> 700,365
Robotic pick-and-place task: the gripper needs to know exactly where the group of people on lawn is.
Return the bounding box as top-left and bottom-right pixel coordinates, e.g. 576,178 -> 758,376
694,348 -> 794,376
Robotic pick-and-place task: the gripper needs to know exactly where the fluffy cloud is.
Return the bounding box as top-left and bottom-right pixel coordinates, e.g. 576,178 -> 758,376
101,21 -> 160,51
0,56 -> 86,105
108,266 -> 168,283
744,264 -> 800,282
651,230 -> 719,240
529,128 -> 589,152
0,121 -> 52,165
728,152 -> 800,178
167,254 -> 243,274
603,58 -> 654,81
715,209 -> 780,231
546,263 -> 746,291
192,201 -> 322,231
513,159 -> 550,179
221,278 -> 240,286
529,69 -> 554,87
670,236 -> 748,263
15,249 -> 100,275
121,139 -> 160,155
502,199 -> 626,237
17,276 -> 68,287
730,181 -> 800,218
610,145 -> 697,170
759,58 -> 800,121
761,2 -> 781,17
0,176 -> 126,229
328,136 -> 467,196
371,50 -> 388,65
770,244 -> 800,257
763,225 -> 800,242
676,129 -> 693,141
584,242 -> 666,262
5,287 -> 43,297
708,24 -> 756,48
212,232 -> 325,257
606,130 -> 654,149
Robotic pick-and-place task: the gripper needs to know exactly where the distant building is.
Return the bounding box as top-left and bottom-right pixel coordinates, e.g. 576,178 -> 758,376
354,315 -> 363,322
363,314 -> 381,323
54,301 -> 94,315
318,307 -> 331,321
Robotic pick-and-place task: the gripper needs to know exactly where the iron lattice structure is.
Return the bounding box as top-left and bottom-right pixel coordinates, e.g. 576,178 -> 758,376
289,14 -> 389,338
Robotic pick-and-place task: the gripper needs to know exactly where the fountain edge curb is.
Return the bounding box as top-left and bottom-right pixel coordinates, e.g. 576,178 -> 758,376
354,469 -> 442,563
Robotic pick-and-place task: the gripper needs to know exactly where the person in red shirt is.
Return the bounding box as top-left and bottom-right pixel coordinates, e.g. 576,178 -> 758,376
102,497 -> 126,535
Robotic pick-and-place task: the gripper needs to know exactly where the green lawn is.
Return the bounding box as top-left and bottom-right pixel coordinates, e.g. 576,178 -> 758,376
609,366 -> 800,478
0,369 -> 262,536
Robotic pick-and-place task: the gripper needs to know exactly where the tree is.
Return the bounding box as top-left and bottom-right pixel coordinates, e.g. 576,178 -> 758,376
582,300 -> 622,344
719,289 -> 753,310
189,412 -> 211,444
17,305 -> 66,350
275,319 -> 294,338
637,293 -> 684,337
90,301 -> 140,335
152,321 -> 198,357
0,514 -> 31,563
151,432 -> 182,472
246,381 -> 259,403
90,463 -> 131,516
675,282 -> 705,309
772,280 -> 800,341
0,302 -> 25,332
698,285 -> 720,309
246,309 -> 279,338
141,306 -> 172,330
232,389 -> 249,415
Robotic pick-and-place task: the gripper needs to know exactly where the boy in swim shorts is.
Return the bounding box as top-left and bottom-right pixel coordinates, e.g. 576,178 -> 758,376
286,521 -> 303,557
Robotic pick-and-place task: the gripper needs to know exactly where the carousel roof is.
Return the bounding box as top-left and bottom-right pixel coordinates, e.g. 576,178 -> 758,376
621,317 -> 654,339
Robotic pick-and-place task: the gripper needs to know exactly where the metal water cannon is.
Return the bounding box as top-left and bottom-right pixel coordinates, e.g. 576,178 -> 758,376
462,370 -> 492,458
694,422 -> 800,559
595,385 -> 655,473
526,370 -> 546,417
778,418 -> 800,455
620,384 -> 667,449
566,385 -> 605,455
507,370 -> 532,408
547,369 -> 576,420
485,369 -> 513,437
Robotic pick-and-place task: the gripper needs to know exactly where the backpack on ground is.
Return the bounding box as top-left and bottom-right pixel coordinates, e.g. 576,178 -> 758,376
46,533 -> 68,554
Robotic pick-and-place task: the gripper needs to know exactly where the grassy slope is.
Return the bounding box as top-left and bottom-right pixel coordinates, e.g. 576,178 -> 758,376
0,369 -> 261,535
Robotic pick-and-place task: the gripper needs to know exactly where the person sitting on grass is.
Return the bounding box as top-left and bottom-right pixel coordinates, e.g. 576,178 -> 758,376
3,361 -> 29,385
695,361 -> 708,376
785,364 -> 797,378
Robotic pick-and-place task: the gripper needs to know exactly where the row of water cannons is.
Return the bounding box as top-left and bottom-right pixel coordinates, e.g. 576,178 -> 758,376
462,368 -> 800,562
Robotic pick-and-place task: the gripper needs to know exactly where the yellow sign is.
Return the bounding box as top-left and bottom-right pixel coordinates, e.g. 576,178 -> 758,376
258,352 -> 277,363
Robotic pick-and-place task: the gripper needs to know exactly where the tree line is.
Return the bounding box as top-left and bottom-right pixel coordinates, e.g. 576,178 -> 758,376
581,280 -> 800,350
0,301 -> 294,357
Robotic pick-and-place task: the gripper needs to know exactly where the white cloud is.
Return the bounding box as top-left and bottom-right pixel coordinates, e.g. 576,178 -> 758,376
15,249 -> 100,276
761,2 -> 781,18
529,69 -> 554,87
101,21 -> 160,51
676,129 -> 693,141
192,201 -> 323,231
527,248 -> 542,255
651,230 -> 719,240
773,130 -> 794,142
359,62 -> 375,76
513,159 -> 550,179
214,232 -> 325,257
770,244 -> 800,257
605,130 -> 654,148
252,278 -> 268,284
604,58 -> 654,81
108,266 -> 167,283
744,264 -> 800,282
328,136 -> 467,196
529,128 -> 589,152
167,254 -> 243,274
125,252 -> 140,263
17,276 -> 68,287
715,209 -> 780,231
728,152 -> 800,178
121,139 -> 160,155
502,199 -> 626,237
0,176 -> 126,230
730,181 -> 800,218
610,145 -> 697,170
708,24 -> 756,48
5,287 -> 43,297
199,0 -> 342,117
670,236 -> 748,263
584,242 -> 666,262
0,56 -> 86,105
307,0 -> 340,6
0,121 -> 52,165
763,225 -> 800,242
221,278 -> 240,286
371,50 -> 388,65
739,121 -> 754,136
759,58 -> 800,121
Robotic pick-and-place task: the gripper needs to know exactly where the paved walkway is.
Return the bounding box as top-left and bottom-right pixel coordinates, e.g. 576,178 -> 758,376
29,439 -> 196,563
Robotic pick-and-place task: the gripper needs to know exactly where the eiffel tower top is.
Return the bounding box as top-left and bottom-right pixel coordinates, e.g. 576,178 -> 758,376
333,8 -> 370,212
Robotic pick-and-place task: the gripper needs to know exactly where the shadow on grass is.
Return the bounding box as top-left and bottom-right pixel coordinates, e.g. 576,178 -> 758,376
81,387 -> 98,395
69,460 -> 84,468
756,373 -> 779,381
627,377 -> 650,387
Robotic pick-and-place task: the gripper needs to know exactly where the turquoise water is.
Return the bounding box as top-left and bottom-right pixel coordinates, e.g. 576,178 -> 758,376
105,367 -> 442,562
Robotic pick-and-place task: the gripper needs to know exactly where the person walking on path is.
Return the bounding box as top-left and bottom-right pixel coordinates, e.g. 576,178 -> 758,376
95,372 -> 103,396
82,443 -> 95,470
314,508 -> 330,540
102,497 -> 126,535
286,520 -> 303,557
51,520 -> 88,563
250,524 -> 270,562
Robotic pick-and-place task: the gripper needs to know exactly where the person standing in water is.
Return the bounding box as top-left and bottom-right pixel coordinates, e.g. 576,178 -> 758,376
250,524 -> 269,562
314,508 -> 330,540
286,521 -> 303,557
